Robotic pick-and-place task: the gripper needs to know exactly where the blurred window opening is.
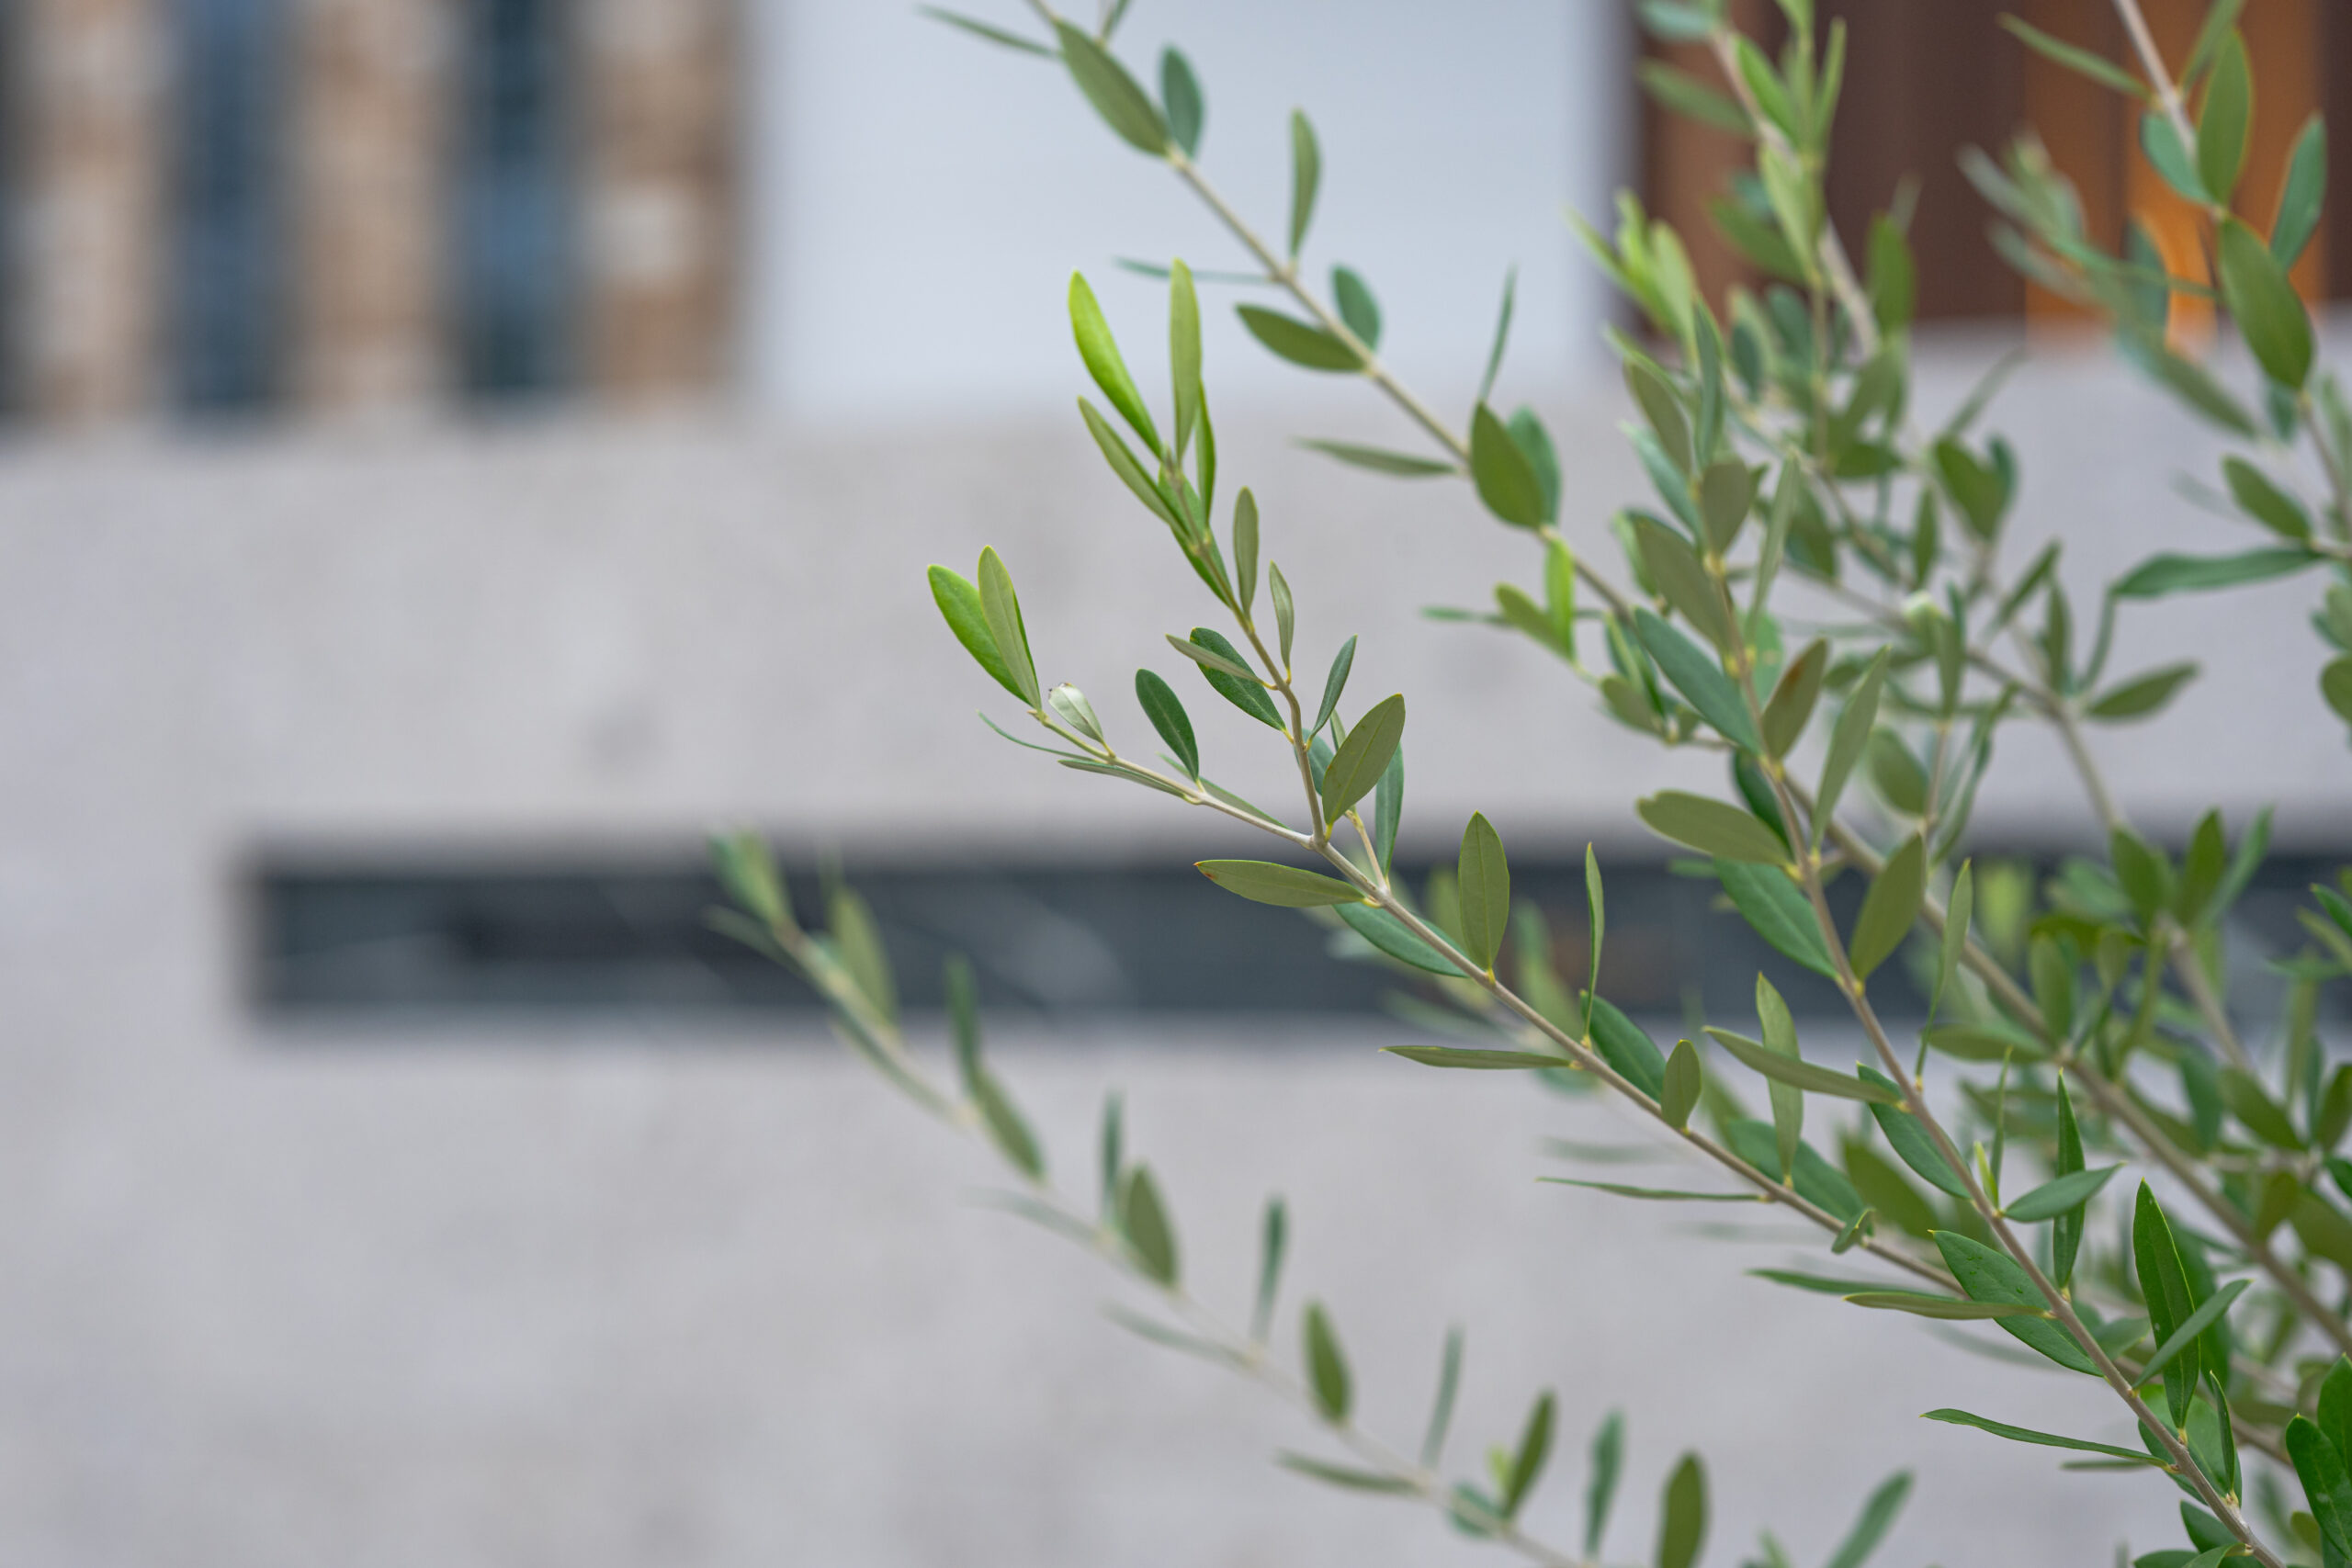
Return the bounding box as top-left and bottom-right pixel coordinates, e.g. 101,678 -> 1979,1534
453,0 -> 574,400
1641,0 -> 2352,327
171,0 -> 286,413
250,852 -> 2340,1032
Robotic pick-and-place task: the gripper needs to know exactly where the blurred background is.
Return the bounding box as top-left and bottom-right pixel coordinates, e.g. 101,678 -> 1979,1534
2,0 -> 2350,1562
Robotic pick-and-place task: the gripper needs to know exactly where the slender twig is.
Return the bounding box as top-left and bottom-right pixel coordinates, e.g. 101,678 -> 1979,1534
2109,0 -> 2197,158
1810,807 -> 2352,1364
1730,590 -> 2278,1563
1782,797 -> 2277,1562
1217,570 -> 1950,1287
1158,148 -> 1637,623
763,895 -> 1593,1568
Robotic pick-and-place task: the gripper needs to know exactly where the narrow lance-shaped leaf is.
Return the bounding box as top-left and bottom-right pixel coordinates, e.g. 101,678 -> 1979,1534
711,830 -> 791,931
2222,455 -> 2312,540
829,882 -> 898,1022
2195,29 -> 2251,203
1337,902 -> 1453,975
1287,109 -> 1320,256
1055,21 -> 1170,154
1584,844 -> 1605,1028
2141,1278 -> 2253,1386
1762,637 -> 1827,757
1843,1292 -> 2041,1320
946,953 -> 1044,1179
1935,1230 -> 2097,1374
1079,398 -> 1182,528
1069,272 -> 1160,456
1296,438 -> 1454,477
2133,1180 -> 2202,1422
1099,1091 -> 1122,1216
1373,744 -> 1404,875
1303,1301 -> 1350,1422
2288,1414 -> 2352,1561
1849,833 -> 1926,981
1134,669 -> 1199,779
2052,1075 -> 2086,1285
1717,861 -> 1838,977
1275,1454 -> 1410,1494
1584,1410 -> 1624,1557
1269,563 -> 1296,669
1921,1408 -> 2164,1465
1418,1326 -> 1465,1469
2317,1357 -> 2352,1483
1638,791 -> 1791,865
1657,1454 -> 1707,1568
1704,1027 -> 1902,1103
1166,631 -> 1253,681
2218,217 -> 2313,389
1861,1066 -> 1968,1197
1756,975 -> 1804,1179
929,564 -> 1029,700
2274,114 -> 2328,270
2004,1164 -> 2120,1223
1184,626 -> 1284,728
1998,17 -> 2149,101
1387,1045 -> 1566,1070
1500,1391 -> 1555,1518
1478,266 -> 1516,405
1320,693 -> 1404,827
1934,861 -> 1972,1019
1237,305 -> 1362,372
1159,47 -> 1203,156
1509,408 -> 1561,525
1659,1039 -> 1702,1128
1168,259 -> 1202,458
1331,265 -> 1381,349
1823,1472 -> 1912,1568
1815,650 -> 1888,846
1118,1165 -> 1179,1285
1196,859 -> 1362,908
977,547 -> 1039,705
1250,1196 -> 1286,1343
920,6 -> 1052,56
2142,111 -> 2209,204
1233,489 -> 1260,612
1633,609 -> 1761,752
1457,812 -> 1510,971
2086,662 -> 2199,722
1312,635 -> 1356,738
1471,403 -> 1549,527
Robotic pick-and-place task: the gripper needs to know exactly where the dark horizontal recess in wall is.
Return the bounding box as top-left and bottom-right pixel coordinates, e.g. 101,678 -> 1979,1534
250,850 -> 2349,1030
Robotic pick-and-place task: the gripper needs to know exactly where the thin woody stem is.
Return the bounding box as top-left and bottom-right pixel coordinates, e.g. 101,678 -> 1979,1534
2110,0 -> 2197,159
764,894 -> 1593,1568
1779,795 -> 2277,1563
1301,837 -> 1953,1290
1159,148 -> 1635,623
1807,807 -> 2352,1363
1721,594 -> 2278,1562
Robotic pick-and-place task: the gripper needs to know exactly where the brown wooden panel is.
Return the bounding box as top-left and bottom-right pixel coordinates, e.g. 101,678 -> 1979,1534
1820,0 -> 2024,321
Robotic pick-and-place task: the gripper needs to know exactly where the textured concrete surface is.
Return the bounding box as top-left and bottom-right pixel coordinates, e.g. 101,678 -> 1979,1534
0,1001 -> 2183,1568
